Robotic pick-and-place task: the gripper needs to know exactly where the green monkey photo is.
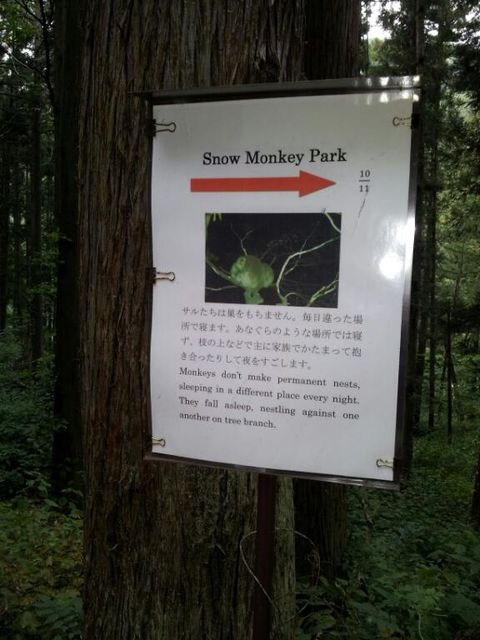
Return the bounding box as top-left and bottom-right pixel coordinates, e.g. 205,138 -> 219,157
205,212 -> 341,307
229,254 -> 275,304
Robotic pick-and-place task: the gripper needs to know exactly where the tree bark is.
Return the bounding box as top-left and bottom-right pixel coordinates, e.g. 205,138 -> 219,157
304,0 -> 361,79
79,2 -> 303,638
294,480 -> 347,580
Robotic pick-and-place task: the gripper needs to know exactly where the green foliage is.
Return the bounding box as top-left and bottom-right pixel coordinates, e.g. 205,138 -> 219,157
0,330 -> 58,497
0,499 -> 82,639
437,106 -> 480,313
296,425 -> 480,639
18,594 -> 82,640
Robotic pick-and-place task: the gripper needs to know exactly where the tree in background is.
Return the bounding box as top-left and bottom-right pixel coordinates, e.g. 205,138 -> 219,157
0,0 -> 55,360
369,0 -> 480,513
50,0 -> 83,494
0,0 -> 83,493
0,2 -> 59,497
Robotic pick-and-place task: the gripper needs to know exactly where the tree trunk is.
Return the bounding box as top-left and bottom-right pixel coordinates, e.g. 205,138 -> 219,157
29,95 -> 43,362
426,83 -> 440,432
304,0 -> 361,79
51,0 -> 83,494
79,2 -> 303,638
446,312 -> 453,445
471,448 -> 480,529
294,480 -> 347,580
0,141 -> 11,332
412,303 -> 428,432
293,0 -> 360,581
401,0 -> 426,474
424,6 -> 448,434
12,159 -> 23,320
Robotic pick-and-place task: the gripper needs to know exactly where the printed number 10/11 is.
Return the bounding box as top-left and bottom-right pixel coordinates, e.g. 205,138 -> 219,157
359,169 -> 371,193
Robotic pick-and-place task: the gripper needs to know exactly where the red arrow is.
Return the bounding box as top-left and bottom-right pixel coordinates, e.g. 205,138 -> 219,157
191,171 -> 336,197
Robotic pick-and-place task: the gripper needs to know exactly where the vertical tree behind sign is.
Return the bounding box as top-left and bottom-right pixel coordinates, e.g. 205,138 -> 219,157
51,0 -> 83,494
79,2 -> 304,639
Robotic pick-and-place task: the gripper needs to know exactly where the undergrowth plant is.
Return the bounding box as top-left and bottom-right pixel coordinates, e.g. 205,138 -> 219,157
0,330 -> 58,498
0,499 -> 83,639
296,424 -> 480,639
0,330 -> 83,639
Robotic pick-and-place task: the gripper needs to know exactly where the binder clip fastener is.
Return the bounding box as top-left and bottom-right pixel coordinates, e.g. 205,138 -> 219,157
151,119 -> 176,136
152,270 -> 175,283
392,114 -> 419,129
376,458 -> 394,469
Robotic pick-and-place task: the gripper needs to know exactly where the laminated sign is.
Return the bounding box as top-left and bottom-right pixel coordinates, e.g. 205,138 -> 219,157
147,77 -> 420,487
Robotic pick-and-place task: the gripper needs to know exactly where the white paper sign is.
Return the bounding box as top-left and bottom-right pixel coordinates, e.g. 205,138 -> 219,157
149,83 -> 418,484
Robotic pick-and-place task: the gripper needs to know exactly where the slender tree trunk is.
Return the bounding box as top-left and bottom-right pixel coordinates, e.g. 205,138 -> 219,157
294,0 -> 360,581
30,96 -> 43,362
79,2 -> 304,638
415,0 -> 425,74
425,5 -> 451,434
12,161 -> 23,319
51,0 -> 83,494
402,0 -> 425,473
0,142 -> 11,331
471,449 -> 480,529
427,299 -> 436,429
424,3 -> 448,433
412,304 -> 428,432
446,312 -> 453,445
427,106 -> 439,432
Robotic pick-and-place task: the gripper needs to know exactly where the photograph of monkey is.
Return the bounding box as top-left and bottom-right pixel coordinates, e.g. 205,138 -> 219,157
205,212 -> 341,307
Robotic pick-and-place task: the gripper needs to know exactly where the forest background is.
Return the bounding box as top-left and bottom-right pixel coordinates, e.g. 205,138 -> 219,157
0,1 -> 479,639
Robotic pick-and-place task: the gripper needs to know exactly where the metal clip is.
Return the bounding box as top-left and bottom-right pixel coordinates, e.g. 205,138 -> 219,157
153,270 -> 175,283
392,116 -> 412,128
152,119 -> 176,135
376,458 -> 394,469
152,437 -> 166,447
